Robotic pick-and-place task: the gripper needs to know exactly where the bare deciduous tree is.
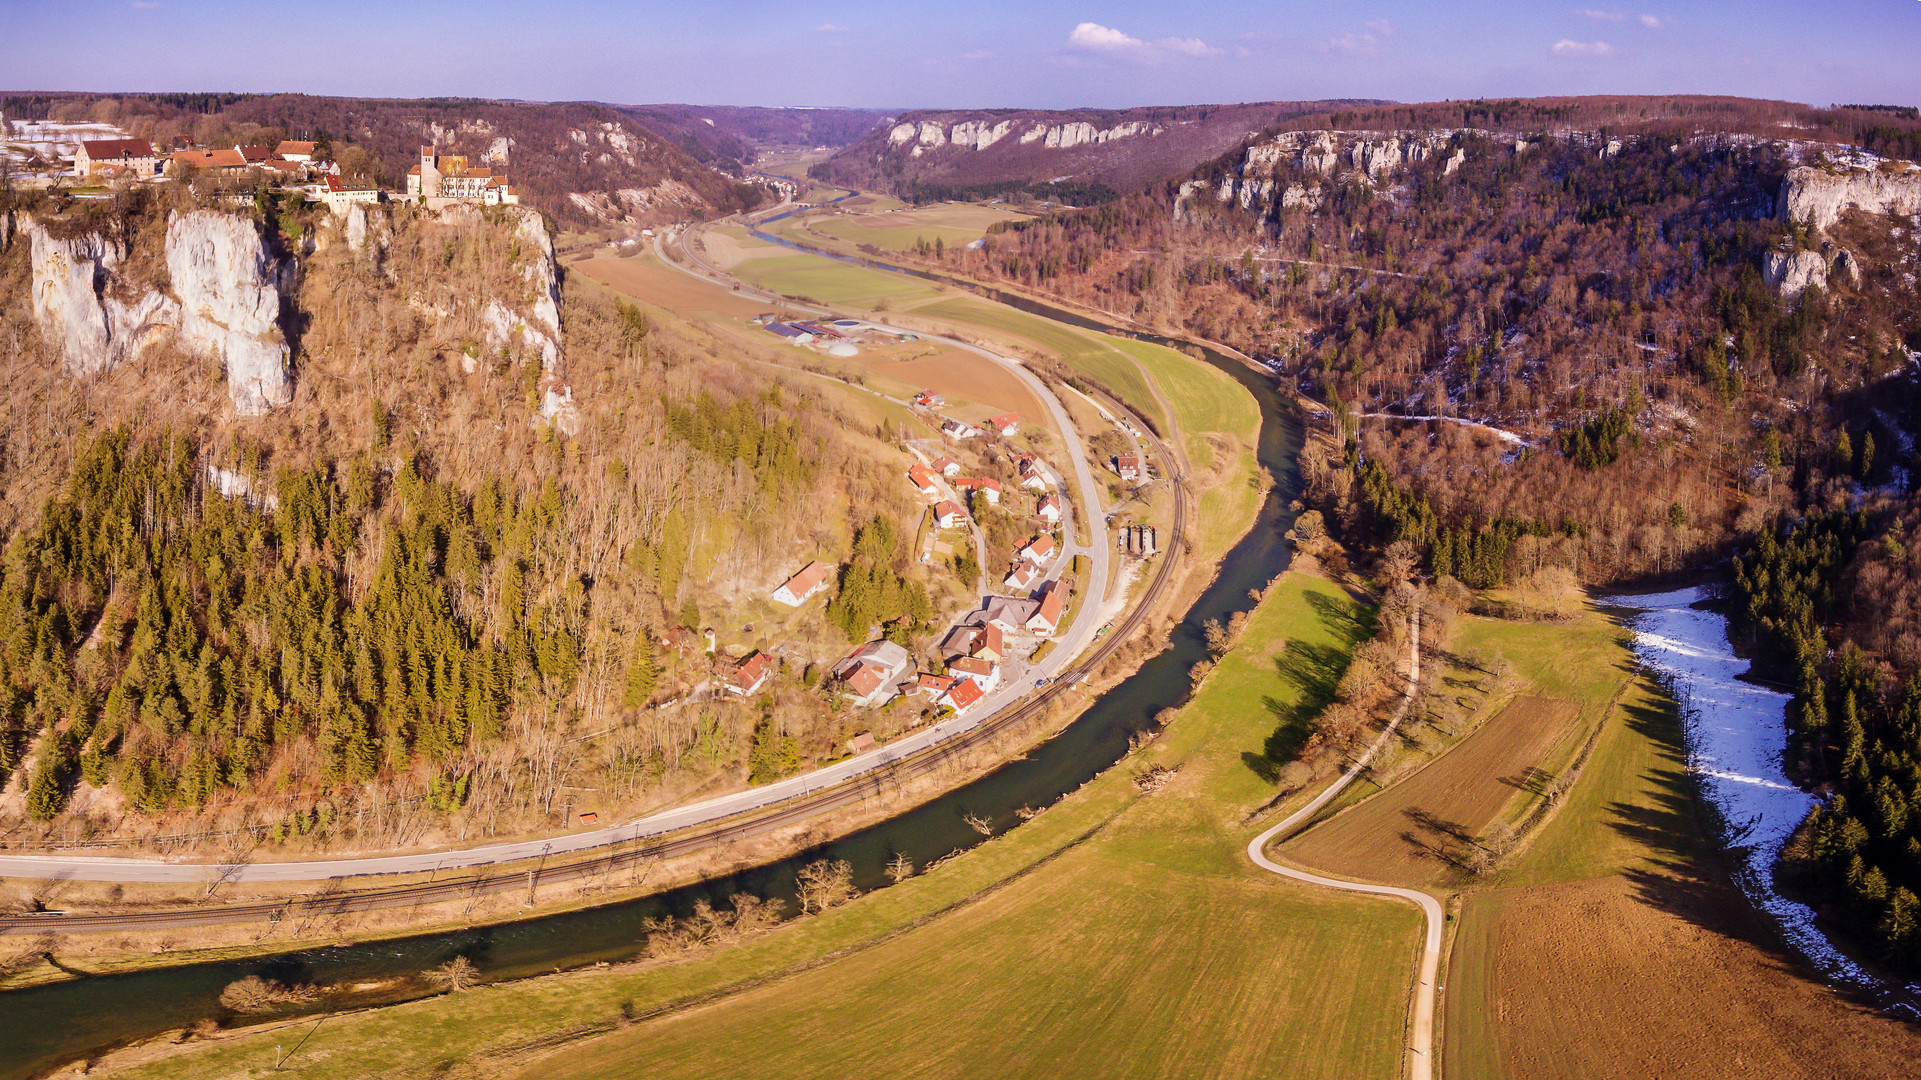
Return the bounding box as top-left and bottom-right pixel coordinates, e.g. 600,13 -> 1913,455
795,858 -> 856,915
422,955 -> 479,992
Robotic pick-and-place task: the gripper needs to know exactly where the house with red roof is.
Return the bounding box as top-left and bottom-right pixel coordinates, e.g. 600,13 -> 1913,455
913,389 -> 945,408
1028,581 -> 1066,636
908,463 -> 940,497
990,413 -> 1020,437
772,561 -> 834,606
76,138 -> 160,178
932,456 -> 963,477
723,652 -> 774,696
1004,559 -> 1043,591
1037,493 -> 1063,524
1019,534 -> 1056,563
1115,453 -> 1141,480
942,677 -> 985,713
833,640 -> 913,707
948,656 -> 1001,693
933,500 -> 967,529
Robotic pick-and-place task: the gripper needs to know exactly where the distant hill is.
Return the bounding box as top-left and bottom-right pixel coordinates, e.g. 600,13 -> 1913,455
814,101 -> 1388,202
0,92 -> 768,228
613,104 -> 894,172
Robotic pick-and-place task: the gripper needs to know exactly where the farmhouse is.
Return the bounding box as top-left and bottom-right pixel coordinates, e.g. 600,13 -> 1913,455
933,500 -> 967,528
834,640 -> 913,707
1115,454 -> 1141,480
772,561 -> 834,606
724,651 -> 774,696
990,413 -> 1021,437
274,140 -> 317,162
76,137 -> 160,178
1037,493 -> 1063,524
913,389 -> 945,408
908,463 -> 941,496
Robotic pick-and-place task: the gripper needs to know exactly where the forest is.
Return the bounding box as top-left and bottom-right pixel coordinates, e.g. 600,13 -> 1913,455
0,187 -> 949,850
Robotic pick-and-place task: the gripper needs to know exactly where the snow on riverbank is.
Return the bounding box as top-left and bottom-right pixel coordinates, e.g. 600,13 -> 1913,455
1607,586 -> 1886,993
1359,412 -> 1532,446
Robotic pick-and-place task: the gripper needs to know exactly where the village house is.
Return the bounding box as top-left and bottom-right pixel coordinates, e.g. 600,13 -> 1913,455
941,621 -> 1004,663
989,413 -> 1020,437
953,477 -> 1002,505
948,656 -> 1001,693
772,561 -> 834,606
941,676 -> 985,714
1004,559 -> 1043,591
916,672 -> 957,699
913,389 -> 945,408
908,463 -> 941,497
1020,534 -> 1057,563
317,173 -> 381,214
1037,493 -> 1063,524
833,640 -> 913,708
847,732 -> 877,754
940,419 -> 982,440
76,137 -> 160,178
978,596 -> 1042,633
1028,581 -> 1066,636
933,500 -> 967,529
274,140 -> 317,162
723,651 -> 774,696
1019,459 -> 1050,492
932,456 -> 962,478
1115,454 -> 1141,481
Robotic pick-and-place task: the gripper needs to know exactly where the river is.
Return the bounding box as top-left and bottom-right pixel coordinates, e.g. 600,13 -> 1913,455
0,258 -> 1305,1079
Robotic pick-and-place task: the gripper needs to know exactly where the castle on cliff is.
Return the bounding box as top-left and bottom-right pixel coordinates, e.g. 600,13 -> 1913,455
406,145 -> 520,205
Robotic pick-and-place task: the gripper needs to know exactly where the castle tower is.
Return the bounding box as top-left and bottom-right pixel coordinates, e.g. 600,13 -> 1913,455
416,144 -> 440,198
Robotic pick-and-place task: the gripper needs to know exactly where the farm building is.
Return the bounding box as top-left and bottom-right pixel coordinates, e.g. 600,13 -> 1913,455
724,652 -> 774,696
933,500 -> 967,528
1037,494 -> 1063,524
772,561 -> 834,606
766,323 -> 817,346
914,389 -> 945,407
76,137 -> 160,178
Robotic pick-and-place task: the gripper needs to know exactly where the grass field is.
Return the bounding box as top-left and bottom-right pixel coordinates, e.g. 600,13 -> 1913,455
811,203 -> 1030,252
730,253 -> 947,309
100,576 -> 1419,1080
1437,613 -> 1921,1080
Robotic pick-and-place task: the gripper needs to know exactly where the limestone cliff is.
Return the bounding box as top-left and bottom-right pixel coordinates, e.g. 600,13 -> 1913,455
164,211 -> 293,415
1762,248 -> 1828,301
1777,163 -> 1921,231
25,219 -> 178,376
1177,130 -> 1460,220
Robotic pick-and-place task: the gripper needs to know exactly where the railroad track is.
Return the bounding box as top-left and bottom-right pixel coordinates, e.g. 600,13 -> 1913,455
0,245 -> 1192,937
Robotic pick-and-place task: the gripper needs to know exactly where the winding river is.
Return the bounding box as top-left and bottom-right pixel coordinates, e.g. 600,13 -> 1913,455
0,260 -> 1305,1079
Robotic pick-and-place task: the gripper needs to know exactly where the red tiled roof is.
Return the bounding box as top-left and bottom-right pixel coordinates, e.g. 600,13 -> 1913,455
80,138 -> 155,159
845,661 -> 886,697
991,413 -> 1020,428
1034,582 -> 1066,627
945,678 -> 984,709
934,499 -> 965,521
779,561 -> 832,598
950,656 -> 994,678
276,141 -> 315,157
730,652 -> 772,688
1023,534 -> 1056,559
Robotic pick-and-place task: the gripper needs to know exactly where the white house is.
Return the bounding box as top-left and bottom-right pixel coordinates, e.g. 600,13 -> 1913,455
833,640 -> 913,707
934,500 -> 967,529
772,561 -> 834,606
1036,493 -> 1063,524
1004,559 -> 1042,591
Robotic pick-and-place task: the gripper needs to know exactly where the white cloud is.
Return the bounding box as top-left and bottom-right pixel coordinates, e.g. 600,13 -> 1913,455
1578,8 -> 1624,20
1319,31 -> 1379,56
1067,22 -> 1145,51
1065,22 -> 1219,62
1366,19 -> 1397,36
815,23 -> 849,32
1639,13 -> 1663,28
1552,38 -> 1615,56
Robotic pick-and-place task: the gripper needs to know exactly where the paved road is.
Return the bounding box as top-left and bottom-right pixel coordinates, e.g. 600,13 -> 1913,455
1244,604 -> 1443,1080
0,224 -> 1114,888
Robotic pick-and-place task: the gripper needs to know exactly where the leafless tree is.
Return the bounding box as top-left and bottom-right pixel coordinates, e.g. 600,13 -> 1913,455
885,852 -> 915,884
422,955 -> 479,992
795,858 -> 856,915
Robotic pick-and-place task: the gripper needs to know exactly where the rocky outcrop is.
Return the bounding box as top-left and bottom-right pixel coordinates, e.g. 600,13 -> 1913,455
1184,130 -> 1462,218
886,117 -> 1164,156
1762,248 -> 1828,301
26,219 -> 178,376
1778,164 -> 1921,231
1835,249 -> 1861,289
164,210 -> 292,415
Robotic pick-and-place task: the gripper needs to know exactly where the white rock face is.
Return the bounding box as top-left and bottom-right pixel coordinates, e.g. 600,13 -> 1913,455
1762,248 -> 1828,300
27,219 -> 178,376
345,203 -> 369,252
1835,248 -> 1861,289
949,119 -> 1015,150
1777,164 -> 1921,231
513,208 -> 562,368
165,210 -> 292,415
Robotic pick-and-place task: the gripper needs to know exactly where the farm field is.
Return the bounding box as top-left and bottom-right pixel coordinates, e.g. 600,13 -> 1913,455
1437,616 -> 1921,1080
1281,695 -> 1583,887
700,223 -> 800,269
729,251 -> 947,308
810,202 -> 1030,251
835,343 -> 1048,429
572,251 -> 769,320
92,576 -> 1417,1080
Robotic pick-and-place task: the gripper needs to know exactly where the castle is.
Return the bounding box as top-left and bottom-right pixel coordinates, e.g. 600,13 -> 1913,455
406,145 -> 520,204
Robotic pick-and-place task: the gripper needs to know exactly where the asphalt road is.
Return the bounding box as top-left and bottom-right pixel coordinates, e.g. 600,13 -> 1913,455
0,219 -> 1117,888
1245,604 -> 1442,1080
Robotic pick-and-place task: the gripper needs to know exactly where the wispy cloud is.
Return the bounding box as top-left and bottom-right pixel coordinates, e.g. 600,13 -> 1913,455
1366,19 -> 1397,37
1578,8 -> 1624,20
1552,38 -> 1615,56
1639,13 -> 1663,28
1065,22 -> 1218,62
815,23 -> 848,32
131,1 -> 159,8
1319,31 -> 1379,56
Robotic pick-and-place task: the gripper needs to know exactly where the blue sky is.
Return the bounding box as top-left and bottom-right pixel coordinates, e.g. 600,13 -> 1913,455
6,1 -> 1918,109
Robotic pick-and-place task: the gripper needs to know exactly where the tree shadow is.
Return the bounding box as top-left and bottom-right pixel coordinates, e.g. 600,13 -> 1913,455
1500,766 -> 1554,797
1243,640 -> 1351,782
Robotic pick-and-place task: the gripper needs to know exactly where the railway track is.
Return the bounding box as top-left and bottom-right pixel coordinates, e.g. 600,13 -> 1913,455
0,241 -> 1192,938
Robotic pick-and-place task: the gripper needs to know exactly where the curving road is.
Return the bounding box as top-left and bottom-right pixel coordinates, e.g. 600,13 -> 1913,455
0,216 -> 1122,890
1245,604 -> 1443,1080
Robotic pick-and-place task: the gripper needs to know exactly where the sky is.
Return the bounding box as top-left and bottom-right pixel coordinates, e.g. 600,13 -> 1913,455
5,0 -> 1919,111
